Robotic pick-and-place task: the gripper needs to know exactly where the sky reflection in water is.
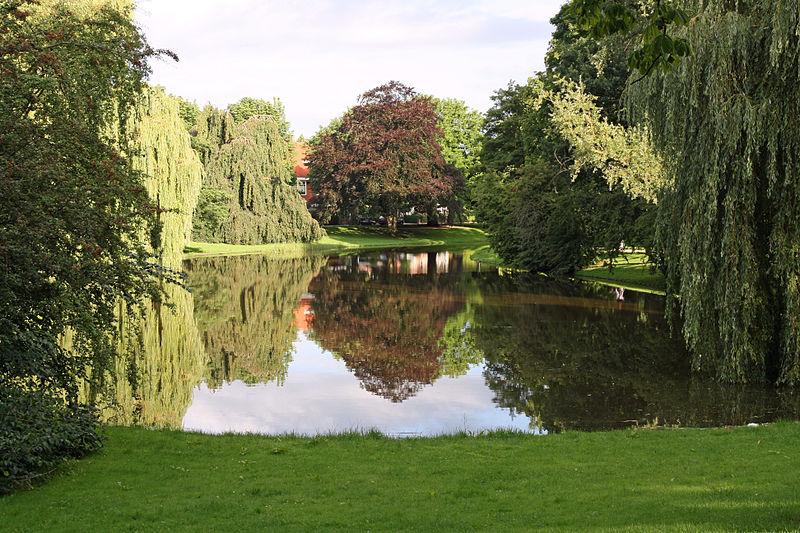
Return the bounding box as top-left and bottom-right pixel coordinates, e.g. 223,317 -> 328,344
184,333 -> 540,436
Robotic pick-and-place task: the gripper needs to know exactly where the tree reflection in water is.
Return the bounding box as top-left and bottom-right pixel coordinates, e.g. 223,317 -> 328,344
308,252 -> 473,402
308,254 -> 800,430
468,275 -> 800,431
100,250 -> 800,432
186,255 -> 326,387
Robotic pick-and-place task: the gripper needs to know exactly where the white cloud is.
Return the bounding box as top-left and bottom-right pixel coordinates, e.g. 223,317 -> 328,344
135,0 -> 564,136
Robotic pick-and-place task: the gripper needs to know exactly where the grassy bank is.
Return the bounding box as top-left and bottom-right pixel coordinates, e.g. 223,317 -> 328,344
577,253 -> 666,294
470,246 -> 666,294
185,226 -> 489,258
2,424 -> 799,531
186,227 -> 665,293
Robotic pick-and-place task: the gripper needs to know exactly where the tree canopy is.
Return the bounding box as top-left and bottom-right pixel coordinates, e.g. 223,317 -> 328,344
432,97 -> 484,223
190,106 -> 323,244
628,0 -> 800,384
227,97 -> 292,143
474,3 -> 654,276
309,81 -> 456,228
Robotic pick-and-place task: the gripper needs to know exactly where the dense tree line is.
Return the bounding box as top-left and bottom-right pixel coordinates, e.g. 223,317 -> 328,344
5,0 -> 800,497
473,0 -> 800,385
564,0 -> 800,384
0,0 -> 318,491
474,4 -> 656,277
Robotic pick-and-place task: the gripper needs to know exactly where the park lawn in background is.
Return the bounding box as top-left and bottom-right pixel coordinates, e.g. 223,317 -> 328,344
2,423 -> 799,531
184,225 -> 489,258
576,253 -> 666,294
470,247 -> 666,294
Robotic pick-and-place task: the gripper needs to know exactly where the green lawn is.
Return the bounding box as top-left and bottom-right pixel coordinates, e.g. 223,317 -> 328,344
576,253 -> 666,294
185,225 -> 490,258
470,247 -> 666,294
2,424 -> 799,531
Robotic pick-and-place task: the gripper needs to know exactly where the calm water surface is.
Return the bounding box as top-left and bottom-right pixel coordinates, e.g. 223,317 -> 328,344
106,250 -> 800,435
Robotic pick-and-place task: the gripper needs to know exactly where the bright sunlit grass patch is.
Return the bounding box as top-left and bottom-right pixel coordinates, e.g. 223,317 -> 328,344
2,423 -> 799,531
577,252 -> 666,293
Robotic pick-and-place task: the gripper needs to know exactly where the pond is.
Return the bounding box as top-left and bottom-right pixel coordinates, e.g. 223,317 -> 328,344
100,249 -> 800,436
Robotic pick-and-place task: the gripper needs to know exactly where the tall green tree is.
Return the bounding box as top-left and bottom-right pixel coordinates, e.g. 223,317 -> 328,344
191,111 -> 323,245
0,0 -> 167,490
432,98 -> 484,222
227,97 -> 292,143
476,5 -> 655,276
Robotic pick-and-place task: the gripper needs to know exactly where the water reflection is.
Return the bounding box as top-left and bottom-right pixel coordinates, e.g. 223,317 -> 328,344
185,255 -> 326,387
307,253 -> 470,402
107,250 -> 800,435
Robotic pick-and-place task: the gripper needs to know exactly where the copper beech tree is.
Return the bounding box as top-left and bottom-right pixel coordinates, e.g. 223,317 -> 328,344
309,81 -> 459,229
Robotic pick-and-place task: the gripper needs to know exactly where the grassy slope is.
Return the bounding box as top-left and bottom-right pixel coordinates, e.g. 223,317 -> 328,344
2,424 -> 799,531
184,226 -> 490,258
470,246 -> 665,294
577,253 -> 666,294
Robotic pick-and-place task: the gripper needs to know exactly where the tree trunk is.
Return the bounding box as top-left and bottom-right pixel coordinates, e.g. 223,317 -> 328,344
426,204 -> 439,226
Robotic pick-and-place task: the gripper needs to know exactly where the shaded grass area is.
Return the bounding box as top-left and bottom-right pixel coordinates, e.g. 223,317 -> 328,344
2,424 -> 799,531
470,247 -> 666,294
185,225 -> 489,258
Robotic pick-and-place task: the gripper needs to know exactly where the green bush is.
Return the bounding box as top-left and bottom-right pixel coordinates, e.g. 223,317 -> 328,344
0,386 -> 101,494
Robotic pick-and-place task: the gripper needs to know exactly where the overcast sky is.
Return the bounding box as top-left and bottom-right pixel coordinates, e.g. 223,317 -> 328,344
134,0 -> 564,137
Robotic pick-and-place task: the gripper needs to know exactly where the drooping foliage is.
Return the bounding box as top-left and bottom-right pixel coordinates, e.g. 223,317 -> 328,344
630,0 -> 800,384
190,108 -> 323,244
0,0 -> 164,491
85,282 -> 206,429
125,88 -> 204,264
309,81 -> 457,228
83,87 -> 207,428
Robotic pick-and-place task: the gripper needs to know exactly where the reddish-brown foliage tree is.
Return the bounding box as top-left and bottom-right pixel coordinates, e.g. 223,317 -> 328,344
309,81 -> 457,228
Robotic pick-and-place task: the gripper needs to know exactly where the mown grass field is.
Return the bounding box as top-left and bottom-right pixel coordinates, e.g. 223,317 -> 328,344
2,424 -> 799,531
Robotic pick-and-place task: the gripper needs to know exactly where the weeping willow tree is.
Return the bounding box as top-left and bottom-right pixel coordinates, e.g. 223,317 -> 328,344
127,88 -> 204,265
632,1 -> 800,384
191,107 -> 324,244
82,88 -> 208,427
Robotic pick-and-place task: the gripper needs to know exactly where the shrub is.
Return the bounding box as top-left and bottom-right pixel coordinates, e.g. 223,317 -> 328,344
0,386 -> 102,494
